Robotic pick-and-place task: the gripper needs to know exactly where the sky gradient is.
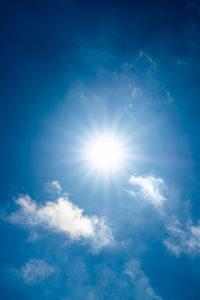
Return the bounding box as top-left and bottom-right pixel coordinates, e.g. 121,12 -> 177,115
1,1 -> 200,299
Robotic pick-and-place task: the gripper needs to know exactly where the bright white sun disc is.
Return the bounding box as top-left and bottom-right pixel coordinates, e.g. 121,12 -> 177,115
86,136 -> 124,171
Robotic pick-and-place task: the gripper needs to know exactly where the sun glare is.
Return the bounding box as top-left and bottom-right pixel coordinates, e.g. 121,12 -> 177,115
85,135 -> 124,172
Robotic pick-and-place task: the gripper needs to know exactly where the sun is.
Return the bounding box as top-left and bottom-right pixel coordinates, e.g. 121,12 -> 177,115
73,126 -> 135,180
85,134 -> 125,172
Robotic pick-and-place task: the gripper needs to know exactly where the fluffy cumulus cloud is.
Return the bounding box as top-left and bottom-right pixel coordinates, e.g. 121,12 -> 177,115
124,259 -> 162,300
14,259 -> 55,283
129,175 -> 166,208
164,217 -> 200,257
8,194 -> 113,253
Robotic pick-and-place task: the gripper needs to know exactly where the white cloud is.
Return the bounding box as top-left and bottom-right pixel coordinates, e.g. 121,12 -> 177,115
8,194 -> 113,253
164,217 -> 200,257
129,175 -> 166,208
14,258 -> 55,283
45,180 -> 63,194
124,259 -> 162,300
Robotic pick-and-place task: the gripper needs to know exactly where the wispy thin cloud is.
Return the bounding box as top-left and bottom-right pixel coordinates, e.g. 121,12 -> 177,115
139,51 -> 157,72
164,217 -> 200,257
60,258 -> 162,299
165,90 -> 174,104
130,86 -> 143,98
44,180 -> 63,195
122,62 -> 137,71
122,51 -> 156,75
14,258 -> 55,283
129,175 -> 166,208
124,259 -> 162,300
8,193 -> 113,253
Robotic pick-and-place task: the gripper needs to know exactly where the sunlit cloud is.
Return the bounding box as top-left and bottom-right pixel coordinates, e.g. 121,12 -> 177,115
8,193 -> 114,253
164,217 -> 200,257
13,258 -> 55,284
129,175 -> 166,208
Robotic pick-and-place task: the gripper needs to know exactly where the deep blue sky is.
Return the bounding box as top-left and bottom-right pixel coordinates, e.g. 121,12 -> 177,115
1,1 -> 200,299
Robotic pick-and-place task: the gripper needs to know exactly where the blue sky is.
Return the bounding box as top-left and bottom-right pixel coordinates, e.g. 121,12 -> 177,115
1,0 -> 200,299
